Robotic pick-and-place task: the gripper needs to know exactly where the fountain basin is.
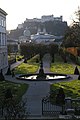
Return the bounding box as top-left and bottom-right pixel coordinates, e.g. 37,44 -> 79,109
16,73 -> 71,81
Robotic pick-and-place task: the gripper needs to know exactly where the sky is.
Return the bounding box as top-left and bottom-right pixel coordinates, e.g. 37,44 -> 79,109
0,0 -> 80,30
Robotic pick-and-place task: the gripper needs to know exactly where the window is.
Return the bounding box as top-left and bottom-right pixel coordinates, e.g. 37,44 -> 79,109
4,20 -> 6,27
4,33 -> 7,45
2,33 -> 5,45
0,33 -> 1,45
0,18 -> 1,26
1,19 -> 4,27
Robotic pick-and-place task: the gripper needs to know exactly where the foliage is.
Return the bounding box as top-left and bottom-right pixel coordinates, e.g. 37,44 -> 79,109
49,43 -> 59,55
24,58 -> 27,63
20,43 -> 59,59
50,80 -> 80,99
62,8 -> 80,48
20,43 -> 37,58
15,55 -> 39,74
2,99 -> 28,119
74,66 -> 79,75
6,65 -> 12,75
0,80 -> 28,118
0,69 -> 5,81
16,55 -> 24,61
28,54 -> 40,63
0,81 -> 28,103
0,81 -> 28,119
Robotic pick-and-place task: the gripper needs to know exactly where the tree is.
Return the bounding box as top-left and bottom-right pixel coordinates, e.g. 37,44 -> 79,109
62,7 -> 80,48
73,6 -> 80,25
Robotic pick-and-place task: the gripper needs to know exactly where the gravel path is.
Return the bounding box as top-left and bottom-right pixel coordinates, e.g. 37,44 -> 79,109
22,54 -> 52,116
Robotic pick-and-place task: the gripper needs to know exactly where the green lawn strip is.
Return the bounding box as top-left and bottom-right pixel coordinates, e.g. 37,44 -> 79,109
51,54 -> 76,74
50,80 -> 80,104
13,83 -> 28,103
15,63 -> 39,74
51,62 -> 75,74
15,54 -> 39,74
0,80 -> 28,103
28,54 -> 40,63
51,54 -> 80,74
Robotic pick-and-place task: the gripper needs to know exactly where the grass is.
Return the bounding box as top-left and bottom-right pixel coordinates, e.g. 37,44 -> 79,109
0,80 -> 28,103
51,63 -> 75,74
50,80 -> 80,101
51,54 -> 76,74
15,63 -> 39,74
28,54 -> 40,63
50,54 -> 80,103
15,54 -> 39,74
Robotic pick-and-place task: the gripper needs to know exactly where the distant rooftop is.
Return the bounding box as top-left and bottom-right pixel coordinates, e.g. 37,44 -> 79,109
0,8 -> 7,16
25,15 -> 63,23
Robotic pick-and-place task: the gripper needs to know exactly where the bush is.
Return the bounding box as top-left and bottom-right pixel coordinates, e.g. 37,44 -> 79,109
8,58 -> 16,65
74,66 -> 79,75
0,69 -> 5,81
6,65 -> 12,75
24,58 -> 27,63
16,55 -> 24,61
36,58 -> 39,63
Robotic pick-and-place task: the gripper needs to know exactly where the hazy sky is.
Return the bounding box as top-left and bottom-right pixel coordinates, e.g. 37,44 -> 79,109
0,0 -> 80,30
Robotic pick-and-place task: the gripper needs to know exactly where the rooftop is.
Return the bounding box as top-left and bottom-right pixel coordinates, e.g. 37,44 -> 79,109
0,8 -> 7,16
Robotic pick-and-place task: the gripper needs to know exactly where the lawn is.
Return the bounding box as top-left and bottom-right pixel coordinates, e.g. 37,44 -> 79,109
28,54 -> 40,63
15,63 -> 39,74
51,63 -> 75,74
50,80 -> 80,101
0,80 -> 28,103
50,54 -> 80,103
15,54 -> 39,74
51,54 -> 76,74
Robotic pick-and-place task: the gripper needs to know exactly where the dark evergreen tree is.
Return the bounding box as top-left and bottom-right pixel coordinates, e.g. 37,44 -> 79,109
0,69 -> 5,81
74,66 -> 79,75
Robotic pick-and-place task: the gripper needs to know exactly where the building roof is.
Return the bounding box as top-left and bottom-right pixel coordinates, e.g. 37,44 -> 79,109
0,8 -> 7,16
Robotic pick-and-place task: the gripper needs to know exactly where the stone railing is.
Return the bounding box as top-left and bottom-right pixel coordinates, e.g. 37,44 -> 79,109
65,97 -> 80,115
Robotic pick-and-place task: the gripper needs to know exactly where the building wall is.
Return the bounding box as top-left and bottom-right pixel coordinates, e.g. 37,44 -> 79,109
25,15 -> 63,23
0,9 -> 8,72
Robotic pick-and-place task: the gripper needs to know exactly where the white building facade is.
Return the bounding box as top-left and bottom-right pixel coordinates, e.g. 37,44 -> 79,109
31,28 -> 63,44
0,8 -> 8,72
31,28 -> 55,44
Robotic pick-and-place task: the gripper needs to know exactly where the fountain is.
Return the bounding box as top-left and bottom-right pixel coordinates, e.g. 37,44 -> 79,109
16,60 -> 70,81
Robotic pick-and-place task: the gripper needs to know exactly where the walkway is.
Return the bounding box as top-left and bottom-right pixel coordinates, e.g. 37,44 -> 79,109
4,54 -> 78,118
42,54 -> 52,73
22,54 -> 51,116
10,59 -> 24,70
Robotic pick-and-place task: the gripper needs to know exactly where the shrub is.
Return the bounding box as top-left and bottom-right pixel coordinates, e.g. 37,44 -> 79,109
74,66 -> 79,75
0,69 -> 5,81
24,58 -> 27,63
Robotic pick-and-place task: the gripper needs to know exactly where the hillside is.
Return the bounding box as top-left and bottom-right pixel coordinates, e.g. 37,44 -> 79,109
7,20 -> 68,39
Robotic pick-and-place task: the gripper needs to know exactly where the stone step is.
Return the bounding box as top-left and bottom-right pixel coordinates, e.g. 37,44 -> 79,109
27,115 -> 58,119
